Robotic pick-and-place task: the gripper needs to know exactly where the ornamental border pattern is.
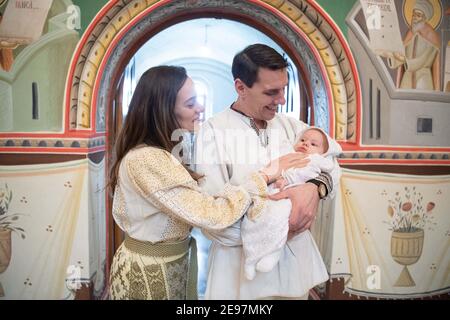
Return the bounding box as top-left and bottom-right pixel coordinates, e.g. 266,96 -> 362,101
263,0 -> 356,141
96,0 -> 328,133
68,0 -> 357,142
0,137 -> 105,149
338,152 -> 450,161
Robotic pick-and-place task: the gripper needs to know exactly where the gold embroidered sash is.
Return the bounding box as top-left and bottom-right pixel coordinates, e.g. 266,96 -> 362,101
124,235 -> 198,299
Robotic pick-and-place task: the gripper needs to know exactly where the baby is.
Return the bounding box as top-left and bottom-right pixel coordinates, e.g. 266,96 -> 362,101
274,127 -> 334,190
241,127 -> 341,280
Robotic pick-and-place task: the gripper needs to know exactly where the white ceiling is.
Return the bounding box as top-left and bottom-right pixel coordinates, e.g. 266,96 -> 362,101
133,18 -> 289,78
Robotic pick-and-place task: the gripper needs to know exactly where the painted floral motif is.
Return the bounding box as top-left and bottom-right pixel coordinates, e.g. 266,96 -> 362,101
0,183 -> 26,239
385,186 -> 436,232
385,186 -> 436,287
0,183 -> 26,296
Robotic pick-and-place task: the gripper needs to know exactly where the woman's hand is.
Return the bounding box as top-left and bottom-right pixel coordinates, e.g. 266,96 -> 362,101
260,153 -> 309,184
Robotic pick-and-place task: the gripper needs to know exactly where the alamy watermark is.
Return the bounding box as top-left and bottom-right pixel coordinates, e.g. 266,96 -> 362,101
366,5 -> 382,30
366,265 -> 381,290
66,5 -> 81,31
65,265 -> 82,291
170,127 -> 288,170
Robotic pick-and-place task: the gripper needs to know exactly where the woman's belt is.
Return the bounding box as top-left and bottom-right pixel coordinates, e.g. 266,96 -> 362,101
124,235 -> 198,299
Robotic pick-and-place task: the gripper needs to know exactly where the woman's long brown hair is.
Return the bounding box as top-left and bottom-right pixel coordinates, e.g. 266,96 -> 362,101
109,65 -> 197,193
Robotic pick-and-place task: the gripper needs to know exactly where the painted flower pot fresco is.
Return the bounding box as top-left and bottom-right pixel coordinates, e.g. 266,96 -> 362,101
386,186 -> 436,287
391,229 -> 424,287
0,228 -> 11,297
0,184 -> 26,297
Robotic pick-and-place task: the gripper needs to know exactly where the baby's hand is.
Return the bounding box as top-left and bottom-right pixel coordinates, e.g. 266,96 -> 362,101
274,178 -> 288,190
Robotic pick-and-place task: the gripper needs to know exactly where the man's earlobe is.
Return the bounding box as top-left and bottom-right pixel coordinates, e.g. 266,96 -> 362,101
235,79 -> 246,95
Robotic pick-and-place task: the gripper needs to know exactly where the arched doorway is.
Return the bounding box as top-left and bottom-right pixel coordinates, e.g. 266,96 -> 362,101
116,16 -> 308,297
64,0 -> 361,296
119,17 -> 305,119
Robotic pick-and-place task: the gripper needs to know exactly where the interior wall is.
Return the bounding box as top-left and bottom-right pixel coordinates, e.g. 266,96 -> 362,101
1,0 -> 449,301
0,0 -> 79,132
346,0 -> 450,147
348,29 -> 450,147
316,0 -> 358,35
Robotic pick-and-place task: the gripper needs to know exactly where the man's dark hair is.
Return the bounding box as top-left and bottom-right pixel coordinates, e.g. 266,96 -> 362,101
232,43 -> 289,87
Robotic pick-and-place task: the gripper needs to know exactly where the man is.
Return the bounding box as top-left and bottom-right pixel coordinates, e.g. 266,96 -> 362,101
385,0 -> 441,91
194,44 -> 340,299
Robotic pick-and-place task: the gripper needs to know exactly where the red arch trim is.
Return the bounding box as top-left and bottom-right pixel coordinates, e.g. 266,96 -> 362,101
90,0 -> 172,135
65,0 -> 336,138
63,0 -> 121,135
249,0 -> 335,137
61,0 -> 450,156
307,0 -> 363,146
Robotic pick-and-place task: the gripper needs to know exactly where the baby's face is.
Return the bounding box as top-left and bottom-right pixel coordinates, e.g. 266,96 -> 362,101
294,129 -> 326,154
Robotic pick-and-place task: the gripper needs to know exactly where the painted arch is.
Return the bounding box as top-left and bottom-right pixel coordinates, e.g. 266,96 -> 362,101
65,0 -> 361,143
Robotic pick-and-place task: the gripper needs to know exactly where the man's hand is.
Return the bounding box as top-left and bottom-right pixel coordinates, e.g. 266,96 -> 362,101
268,183 -> 320,238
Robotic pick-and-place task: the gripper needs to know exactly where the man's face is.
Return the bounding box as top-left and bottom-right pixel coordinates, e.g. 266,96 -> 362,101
243,67 -> 288,121
412,9 -> 426,25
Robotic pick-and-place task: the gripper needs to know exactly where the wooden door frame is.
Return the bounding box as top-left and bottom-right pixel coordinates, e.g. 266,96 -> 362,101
107,73 -> 125,267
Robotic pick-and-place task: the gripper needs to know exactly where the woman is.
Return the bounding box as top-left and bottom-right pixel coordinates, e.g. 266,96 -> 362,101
108,66 -> 308,300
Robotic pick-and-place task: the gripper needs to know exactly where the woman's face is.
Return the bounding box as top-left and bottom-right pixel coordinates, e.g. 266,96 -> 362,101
174,77 -> 205,132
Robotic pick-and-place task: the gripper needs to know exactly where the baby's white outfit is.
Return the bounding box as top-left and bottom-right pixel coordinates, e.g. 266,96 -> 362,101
241,130 -> 341,280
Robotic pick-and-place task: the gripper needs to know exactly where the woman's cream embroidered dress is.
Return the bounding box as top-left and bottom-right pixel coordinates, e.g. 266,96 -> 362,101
109,146 -> 267,300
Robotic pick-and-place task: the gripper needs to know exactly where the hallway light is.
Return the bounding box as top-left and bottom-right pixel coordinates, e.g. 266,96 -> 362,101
199,45 -> 211,56
199,24 -> 211,57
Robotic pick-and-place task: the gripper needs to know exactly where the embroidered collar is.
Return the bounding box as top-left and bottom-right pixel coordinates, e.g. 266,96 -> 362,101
230,103 -> 269,147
